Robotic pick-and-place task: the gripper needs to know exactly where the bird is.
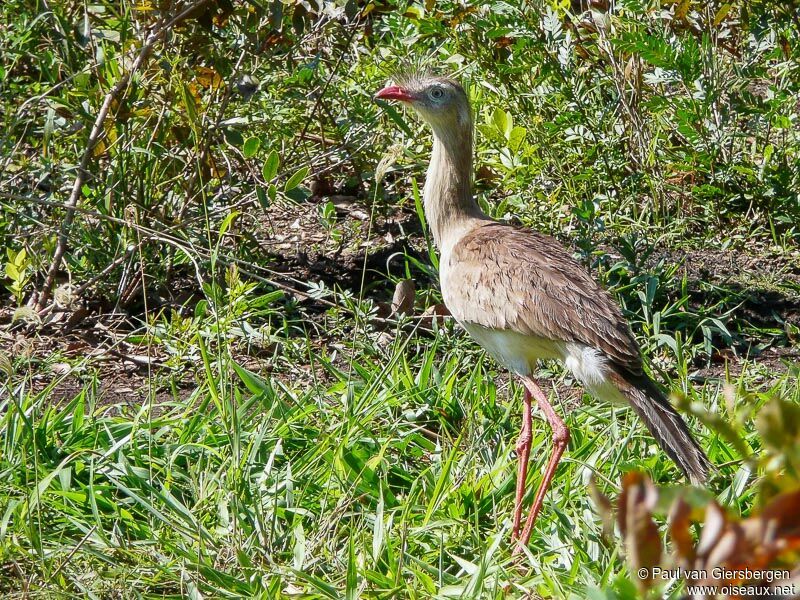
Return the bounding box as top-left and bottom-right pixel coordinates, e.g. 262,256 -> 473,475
374,71 -> 712,552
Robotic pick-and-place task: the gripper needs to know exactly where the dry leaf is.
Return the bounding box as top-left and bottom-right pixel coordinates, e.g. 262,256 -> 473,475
589,476 -> 615,539
618,472 -> 662,591
669,496 -> 695,564
375,144 -> 404,185
420,303 -> 451,330
391,279 -> 415,316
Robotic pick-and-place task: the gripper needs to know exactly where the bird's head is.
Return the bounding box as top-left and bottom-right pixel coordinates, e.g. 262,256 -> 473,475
375,73 -> 472,136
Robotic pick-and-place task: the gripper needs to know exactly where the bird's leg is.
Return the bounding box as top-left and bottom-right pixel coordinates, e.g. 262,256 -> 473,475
511,386 -> 533,541
514,378 -> 570,554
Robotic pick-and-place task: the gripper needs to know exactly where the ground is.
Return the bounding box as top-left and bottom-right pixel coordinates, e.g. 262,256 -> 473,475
4,192 -> 797,410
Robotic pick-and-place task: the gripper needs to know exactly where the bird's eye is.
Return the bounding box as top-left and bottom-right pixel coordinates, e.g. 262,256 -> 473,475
430,88 -> 444,100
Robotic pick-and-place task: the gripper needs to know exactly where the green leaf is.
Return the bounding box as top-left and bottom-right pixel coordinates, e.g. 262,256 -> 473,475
286,187 -> 310,202
507,125 -> 527,151
677,33 -> 701,81
372,486 -> 384,563
760,143 -> 774,180
5,263 -> 19,281
284,166 -> 309,192
262,150 -> 280,182
44,107 -> 55,145
713,3 -> 732,26
346,535 -> 357,600
614,31 -> 677,72
404,4 -> 423,19
423,428 -> 464,526
492,107 -> 511,137
27,456 -> 73,515
231,361 -> 270,395
223,127 -> 244,146
181,82 -> 198,125
772,115 -> 792,129
290,569 -> 339,599
14,248 -> 27,267
243,136 -> 261,158
256,187 -> 269,208
218,211 -> 239,237
380,103 -> 414,138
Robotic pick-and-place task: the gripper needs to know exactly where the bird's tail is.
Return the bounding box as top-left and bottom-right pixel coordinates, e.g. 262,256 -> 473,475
609,369 -> 712,484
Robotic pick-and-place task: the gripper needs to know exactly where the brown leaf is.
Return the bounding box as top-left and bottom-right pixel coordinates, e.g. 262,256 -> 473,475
760,488 -> 800,542
447,5 -> 477,26
780,36 -> 791,60
697,501 -> 727,557
668,497 -> 695,564
391,279 -> 415,316
618,472 -> 662,590
375,302 -> 391,320
589,476 -> 615,539
63,306 -> 90,332
575,44 -> 593,60
675,0 -> 690,20
310,177 -> 334,198
475,165 -> 500,183
195,66 -> 223,90
705,527 -> 741,569
420,303 -> 451,330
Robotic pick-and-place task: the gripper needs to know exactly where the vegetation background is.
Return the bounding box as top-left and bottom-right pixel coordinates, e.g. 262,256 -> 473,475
1,0 -> 799,597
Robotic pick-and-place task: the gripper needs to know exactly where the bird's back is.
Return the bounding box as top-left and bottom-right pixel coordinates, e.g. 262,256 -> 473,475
440,221 -> 642,377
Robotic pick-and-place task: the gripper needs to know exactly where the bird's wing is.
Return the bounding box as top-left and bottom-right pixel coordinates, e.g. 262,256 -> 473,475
444,222 -> 643,374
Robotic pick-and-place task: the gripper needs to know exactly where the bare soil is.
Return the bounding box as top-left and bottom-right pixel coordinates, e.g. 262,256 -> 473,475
2,195 -> 798,409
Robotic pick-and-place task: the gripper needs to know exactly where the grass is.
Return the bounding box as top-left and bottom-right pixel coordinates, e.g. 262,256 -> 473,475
1,0 -> 799,597
1,289 -> 794,597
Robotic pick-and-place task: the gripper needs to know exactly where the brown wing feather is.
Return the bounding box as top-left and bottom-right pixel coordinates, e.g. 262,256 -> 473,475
444,222 -> 642,373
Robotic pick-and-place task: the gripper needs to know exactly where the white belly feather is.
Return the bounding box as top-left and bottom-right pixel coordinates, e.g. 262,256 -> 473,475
460,322 -> 613,393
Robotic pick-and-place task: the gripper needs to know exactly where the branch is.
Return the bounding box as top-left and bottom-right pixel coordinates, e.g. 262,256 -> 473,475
34,0 -> 211,311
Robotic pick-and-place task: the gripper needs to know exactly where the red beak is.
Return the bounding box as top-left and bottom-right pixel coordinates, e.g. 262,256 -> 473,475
374,85 -> 415,103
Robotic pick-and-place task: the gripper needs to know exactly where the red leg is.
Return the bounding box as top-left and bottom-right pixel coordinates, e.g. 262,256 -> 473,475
514,378 -> 570,554
511,387 -> 533,541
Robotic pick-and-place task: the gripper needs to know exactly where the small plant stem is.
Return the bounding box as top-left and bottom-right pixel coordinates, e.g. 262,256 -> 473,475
34,0 -> 212,311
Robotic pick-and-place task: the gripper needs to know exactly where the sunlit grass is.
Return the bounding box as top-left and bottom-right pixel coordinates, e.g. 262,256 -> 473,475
2,301 -> 786,597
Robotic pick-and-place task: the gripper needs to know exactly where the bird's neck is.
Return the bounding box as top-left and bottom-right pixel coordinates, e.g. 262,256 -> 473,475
424,125 -> 487,251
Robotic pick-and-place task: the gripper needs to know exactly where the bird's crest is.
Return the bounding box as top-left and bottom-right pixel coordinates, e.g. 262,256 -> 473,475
385,60 -> 463,92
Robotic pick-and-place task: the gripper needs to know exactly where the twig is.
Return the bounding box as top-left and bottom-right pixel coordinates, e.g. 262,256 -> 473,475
47,526 -> 97,582
34,0 -> 212,311
11,193 -> 342,313
175,47 -> 248,223
284,15 -> 362,164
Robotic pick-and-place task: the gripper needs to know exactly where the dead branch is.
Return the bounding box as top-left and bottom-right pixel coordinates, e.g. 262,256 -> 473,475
34,0 -> 212,311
